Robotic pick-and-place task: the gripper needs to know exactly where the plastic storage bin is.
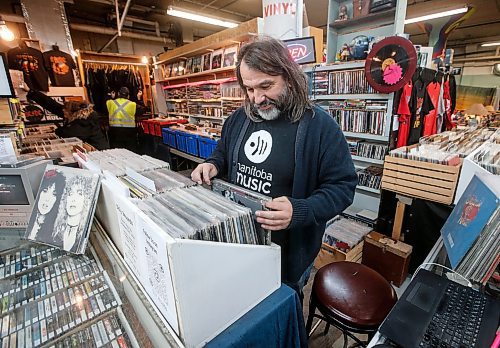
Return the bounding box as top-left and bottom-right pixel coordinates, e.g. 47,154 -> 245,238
176,131 -> 199,156
198,137 -> 218,159
162,128 -> 177,148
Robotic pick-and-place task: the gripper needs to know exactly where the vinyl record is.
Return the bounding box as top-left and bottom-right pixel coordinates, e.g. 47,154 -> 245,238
364,36 -> 417,93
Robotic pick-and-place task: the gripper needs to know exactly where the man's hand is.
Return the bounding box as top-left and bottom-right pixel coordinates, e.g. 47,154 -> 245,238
256,196 -> 293,231
191,163 -> 218,185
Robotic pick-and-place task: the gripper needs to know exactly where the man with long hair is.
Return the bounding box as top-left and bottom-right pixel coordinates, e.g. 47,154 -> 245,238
191,37 -> 357,300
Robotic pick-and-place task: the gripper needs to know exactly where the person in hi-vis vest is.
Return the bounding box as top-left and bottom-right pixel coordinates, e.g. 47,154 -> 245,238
106,86 -> 138,152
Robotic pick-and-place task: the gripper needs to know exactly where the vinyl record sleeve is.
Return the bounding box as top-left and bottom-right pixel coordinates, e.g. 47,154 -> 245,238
25,165 -> 101,254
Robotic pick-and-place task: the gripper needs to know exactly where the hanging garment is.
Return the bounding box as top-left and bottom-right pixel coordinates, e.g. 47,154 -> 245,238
436,77 -> 446,133
8,45 -> 49,91
407,77 -> 434,145
443,77 -> 455,130
396,81 -> 413,148
422,81 -> 441,137
43,49 -> 76,87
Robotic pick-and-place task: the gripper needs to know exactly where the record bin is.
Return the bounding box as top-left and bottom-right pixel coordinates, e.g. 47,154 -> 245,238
381,145 -> 462,205
162,128 -> 177,148
176,131 -> 199,156
198,137 -> 218,159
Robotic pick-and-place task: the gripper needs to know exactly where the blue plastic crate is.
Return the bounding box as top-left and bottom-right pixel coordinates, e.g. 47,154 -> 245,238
198,137 -> 218,159
162,128 -> 177,148
176,131 -> 199,156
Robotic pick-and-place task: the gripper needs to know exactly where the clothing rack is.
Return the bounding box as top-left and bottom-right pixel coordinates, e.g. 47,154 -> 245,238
82,59 -> 147,66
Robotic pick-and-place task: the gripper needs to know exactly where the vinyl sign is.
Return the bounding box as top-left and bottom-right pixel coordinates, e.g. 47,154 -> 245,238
284,36 -> 316,64
262,0 -> 299,39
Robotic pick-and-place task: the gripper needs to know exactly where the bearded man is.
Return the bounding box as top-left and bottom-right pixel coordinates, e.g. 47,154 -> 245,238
191,37 -> 357,301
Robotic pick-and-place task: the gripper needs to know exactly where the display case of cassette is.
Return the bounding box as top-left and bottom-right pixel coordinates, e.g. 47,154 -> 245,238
0,242 -> 136,347
222,100 -> 244,116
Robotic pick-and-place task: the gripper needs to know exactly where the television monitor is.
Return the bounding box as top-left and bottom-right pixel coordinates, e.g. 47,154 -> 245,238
0,52 -> 15,97
0,160 -> 50,228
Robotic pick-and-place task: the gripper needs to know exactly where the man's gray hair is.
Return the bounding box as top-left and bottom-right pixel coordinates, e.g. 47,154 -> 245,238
236,36 -> 313,122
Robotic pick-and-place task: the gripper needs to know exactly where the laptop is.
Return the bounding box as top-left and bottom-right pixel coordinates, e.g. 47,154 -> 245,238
379,268 -> 500,348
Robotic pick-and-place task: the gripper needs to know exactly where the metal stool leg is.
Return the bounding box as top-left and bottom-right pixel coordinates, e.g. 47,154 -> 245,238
305,296 -> 316,335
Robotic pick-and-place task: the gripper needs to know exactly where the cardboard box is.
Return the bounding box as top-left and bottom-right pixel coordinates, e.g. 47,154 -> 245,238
381,154 -> 462,205
362,231 -> 412,287
314,241 -> 363,269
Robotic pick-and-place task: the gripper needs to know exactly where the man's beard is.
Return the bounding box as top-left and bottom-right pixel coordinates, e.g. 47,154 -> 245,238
251,88 -> 289,121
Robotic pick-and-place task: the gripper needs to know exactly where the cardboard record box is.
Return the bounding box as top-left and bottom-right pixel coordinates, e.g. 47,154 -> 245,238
362,231 -> 412,286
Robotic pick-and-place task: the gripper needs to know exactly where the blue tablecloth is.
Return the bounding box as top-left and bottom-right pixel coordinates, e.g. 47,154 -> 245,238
206,284 -> 308,348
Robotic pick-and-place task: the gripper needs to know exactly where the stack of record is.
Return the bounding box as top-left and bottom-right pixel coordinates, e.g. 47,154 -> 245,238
138,186 -> 268,245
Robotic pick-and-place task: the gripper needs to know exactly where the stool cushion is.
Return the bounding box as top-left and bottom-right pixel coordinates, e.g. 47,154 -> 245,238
313,261 -> 397,329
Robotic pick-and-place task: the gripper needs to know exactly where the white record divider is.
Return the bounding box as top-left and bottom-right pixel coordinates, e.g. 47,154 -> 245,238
81,158 -> 281,347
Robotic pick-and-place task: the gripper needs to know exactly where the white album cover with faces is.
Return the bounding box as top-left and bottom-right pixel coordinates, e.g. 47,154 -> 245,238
25,165 -> 101,254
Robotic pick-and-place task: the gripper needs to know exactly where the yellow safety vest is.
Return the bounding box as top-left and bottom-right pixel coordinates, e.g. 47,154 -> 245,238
107,98 -> 136,128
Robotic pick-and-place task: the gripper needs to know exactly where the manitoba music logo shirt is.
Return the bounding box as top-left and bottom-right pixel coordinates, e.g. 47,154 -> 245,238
236,116 -> 297,198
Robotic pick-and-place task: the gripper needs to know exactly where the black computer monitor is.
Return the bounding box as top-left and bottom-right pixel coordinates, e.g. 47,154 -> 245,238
0,52 -> 15,97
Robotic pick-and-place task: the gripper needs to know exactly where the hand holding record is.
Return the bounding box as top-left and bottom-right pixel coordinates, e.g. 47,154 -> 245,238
256,196 -> 293,231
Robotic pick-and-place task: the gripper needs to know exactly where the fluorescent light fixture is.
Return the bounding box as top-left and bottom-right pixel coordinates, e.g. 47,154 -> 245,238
404,6 -> 468,25
167,6 -> 238,28
0,20 -> 14,42
481,42 -> 500,47
141,56 -> 149,64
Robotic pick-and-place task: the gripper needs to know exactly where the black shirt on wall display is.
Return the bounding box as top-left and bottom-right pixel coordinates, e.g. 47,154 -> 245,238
7,45 -> 49,91
43,49 -> 76,87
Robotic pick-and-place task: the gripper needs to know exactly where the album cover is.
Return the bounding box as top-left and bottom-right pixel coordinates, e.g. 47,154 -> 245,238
185,58 -> 193,75
441,174 -> 500,268
192,55 -> 202,73
223,45 -> 238,67
24,165 -> 101,254
211,49 -> 223,70
202,53 -> 212,71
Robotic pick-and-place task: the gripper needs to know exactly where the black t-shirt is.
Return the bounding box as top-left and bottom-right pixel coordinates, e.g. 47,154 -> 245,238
407,78 -> 434,145
236,115 -> 298,198
43,49 -> 76,87
7,46 -> 49,91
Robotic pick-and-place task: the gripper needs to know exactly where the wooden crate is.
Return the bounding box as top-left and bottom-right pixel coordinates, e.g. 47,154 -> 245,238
381,155 -> 462,205
314,241 -> 364,269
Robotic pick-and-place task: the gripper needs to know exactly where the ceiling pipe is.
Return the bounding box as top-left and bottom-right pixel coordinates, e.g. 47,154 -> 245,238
118,0 -> 132,34
69,22 -> 175,46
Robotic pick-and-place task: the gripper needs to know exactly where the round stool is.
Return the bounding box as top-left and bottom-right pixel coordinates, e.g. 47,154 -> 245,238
306,261 -> 397,348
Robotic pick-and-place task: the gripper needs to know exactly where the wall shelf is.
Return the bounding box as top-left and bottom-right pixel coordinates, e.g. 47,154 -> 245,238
356,185 -> 380,194
312,93 -> 389,100
351,155 -> 384,165
343,132 -> 388,142
330,9 -> 396,31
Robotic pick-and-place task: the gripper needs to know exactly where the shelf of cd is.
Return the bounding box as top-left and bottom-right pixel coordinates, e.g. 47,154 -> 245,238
351,155 -> 384,165
343,132 -> 389,142
156,66 -> 236,83
356,185 -> 380,194
312,94 -> 389,100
